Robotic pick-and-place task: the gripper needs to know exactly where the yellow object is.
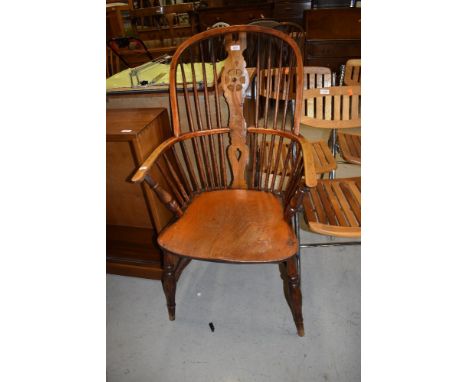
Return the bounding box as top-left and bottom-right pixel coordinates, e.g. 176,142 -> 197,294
106,61 -> 226,90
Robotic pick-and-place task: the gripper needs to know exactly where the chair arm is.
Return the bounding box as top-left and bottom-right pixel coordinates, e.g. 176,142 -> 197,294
130,135 -> 186,217
295,135 -> 317,188
131,136 -> 181,183
132,128 -> 231,183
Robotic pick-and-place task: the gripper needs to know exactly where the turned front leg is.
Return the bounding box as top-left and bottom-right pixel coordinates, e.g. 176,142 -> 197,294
286,255 -> 304,337
162,252 -> 177,321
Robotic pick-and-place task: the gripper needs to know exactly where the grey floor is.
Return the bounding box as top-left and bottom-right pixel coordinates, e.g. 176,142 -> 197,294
107,231 -> 360,382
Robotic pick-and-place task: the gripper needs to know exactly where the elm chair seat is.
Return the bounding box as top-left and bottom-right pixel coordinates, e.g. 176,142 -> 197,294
158,190 -> 298,263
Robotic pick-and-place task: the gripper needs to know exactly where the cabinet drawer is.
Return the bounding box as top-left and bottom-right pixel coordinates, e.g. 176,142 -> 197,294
305,40 -> 360,57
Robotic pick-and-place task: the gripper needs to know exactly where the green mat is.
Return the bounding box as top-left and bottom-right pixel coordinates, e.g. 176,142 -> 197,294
106,61 -> 226,90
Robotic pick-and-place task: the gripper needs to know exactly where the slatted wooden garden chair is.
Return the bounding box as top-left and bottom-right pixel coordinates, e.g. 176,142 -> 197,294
302,84 -> 361,169
303,177 -> 361,238
300,84 -> 361,238
344,58 -> 361,86
337,59 -> 361,164
131,25 -> 317,336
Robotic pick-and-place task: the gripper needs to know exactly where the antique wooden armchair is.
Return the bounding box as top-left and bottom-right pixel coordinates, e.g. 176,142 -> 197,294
127,4 -> 196,65
132,25 -> 317,336
274,22 -> 306,56
106,47 -> 121,78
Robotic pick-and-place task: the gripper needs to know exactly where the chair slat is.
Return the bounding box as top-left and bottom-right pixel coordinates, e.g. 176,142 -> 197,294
306,187 -> 328,224
323,182 -> 348,227
324,95 -> 332,120
342,95 -> 350,121
330,181 -> 359,227
316,97 -> 323,120
340,182 -> 361,224
353,134 -> 361,157
351,94 -> 360,121
303,178 -> 361,237
333,94 -> 341,121
315,183 -> 338,225
344,59 -> 361,86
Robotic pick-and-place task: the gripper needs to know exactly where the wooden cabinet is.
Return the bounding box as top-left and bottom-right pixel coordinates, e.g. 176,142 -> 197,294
106,3 -> 131,40
107,108 -> 173,279
304,39 -> 360,72
273,0 -> 312,26
197,2 -> 274,30
197,1 -> 313,30
304,7 -> 360,72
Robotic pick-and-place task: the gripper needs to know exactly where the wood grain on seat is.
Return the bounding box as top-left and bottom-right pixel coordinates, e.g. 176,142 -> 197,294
158,190 -> 298,263
303,177 -> 361,238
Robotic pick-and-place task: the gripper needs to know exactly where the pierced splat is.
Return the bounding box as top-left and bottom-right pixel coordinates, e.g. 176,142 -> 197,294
221,33 -> 250,189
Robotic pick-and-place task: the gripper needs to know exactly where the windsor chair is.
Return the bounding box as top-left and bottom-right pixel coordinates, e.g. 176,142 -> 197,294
107,37 -> 154,69
248,19 -> 280,28
274,22 -> 305,56
106,47 -> 121,78
132,25 -> 317,336
129,4 -> 196,57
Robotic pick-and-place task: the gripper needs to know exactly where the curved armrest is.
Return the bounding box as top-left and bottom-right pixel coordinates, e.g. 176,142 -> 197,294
131,136 -> 180,183
132,128 -> 231,183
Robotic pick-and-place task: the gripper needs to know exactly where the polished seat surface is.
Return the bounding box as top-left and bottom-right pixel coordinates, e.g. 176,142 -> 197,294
158,190 -> 298,263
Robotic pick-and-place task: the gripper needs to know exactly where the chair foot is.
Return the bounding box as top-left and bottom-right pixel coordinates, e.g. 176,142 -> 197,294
162,251 -> 177,322
297,323 -> 305,337
168,307 -> 176,321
